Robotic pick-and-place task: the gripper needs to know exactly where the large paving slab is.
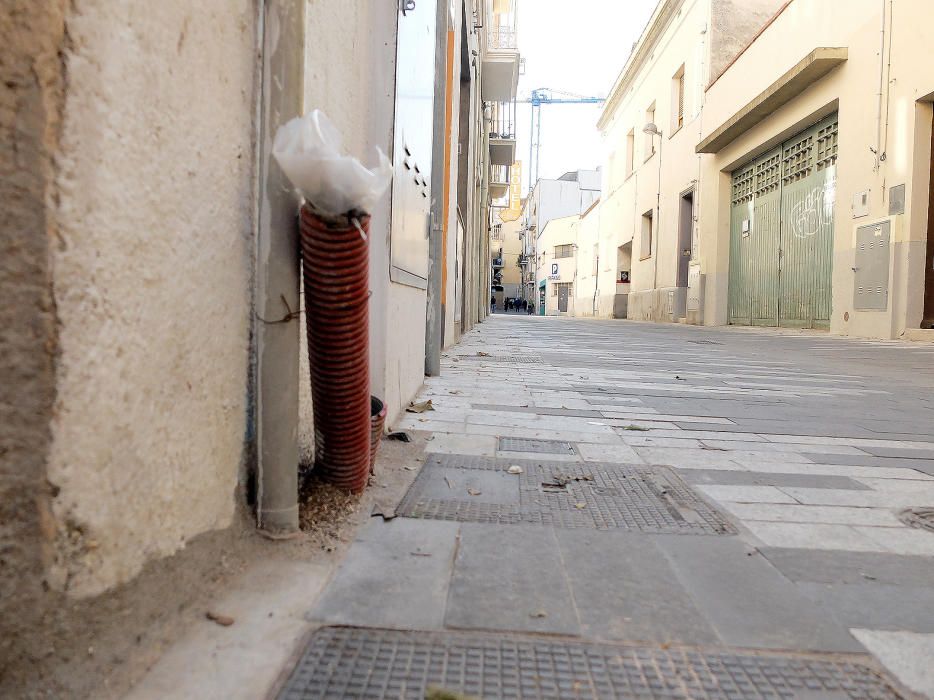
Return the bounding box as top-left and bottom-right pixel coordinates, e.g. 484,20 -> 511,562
760,547 -> 934,586
444,523 -> 580,635
654,535 -> 863,652
308,518 -> 459,630
554,529 -> 719,645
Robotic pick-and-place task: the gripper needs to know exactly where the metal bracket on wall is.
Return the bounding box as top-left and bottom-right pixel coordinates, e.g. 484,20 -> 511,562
401,0 -> 415,15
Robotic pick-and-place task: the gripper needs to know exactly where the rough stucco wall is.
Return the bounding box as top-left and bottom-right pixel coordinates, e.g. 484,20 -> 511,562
47,0 -> 257,597
709,0 -> 786,81
0,0 -> 67,659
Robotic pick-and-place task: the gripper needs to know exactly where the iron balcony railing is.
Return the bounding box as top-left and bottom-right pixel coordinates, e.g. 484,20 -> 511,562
488,0 -> 518,50
488,26 -> 517,50
489,99 -> 517,141
491,163 -> 509,184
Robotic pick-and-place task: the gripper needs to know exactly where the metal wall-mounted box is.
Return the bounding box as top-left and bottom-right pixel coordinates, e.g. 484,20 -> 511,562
852,189 -> 870,218
853,221 -> 890,310
687,264 -> 704,312
888,184 -> 905,215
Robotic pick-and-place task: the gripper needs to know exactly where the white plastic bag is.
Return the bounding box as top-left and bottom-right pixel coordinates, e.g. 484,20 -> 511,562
272,110 -> 392,216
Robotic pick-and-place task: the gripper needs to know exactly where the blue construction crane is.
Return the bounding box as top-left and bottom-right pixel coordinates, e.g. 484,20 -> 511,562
520,88 -> 605,192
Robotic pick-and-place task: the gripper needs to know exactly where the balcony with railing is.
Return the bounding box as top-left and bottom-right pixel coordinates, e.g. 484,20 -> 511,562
482,0 -> 519,102
488,99 -> 516,167
490,163 -> 510,199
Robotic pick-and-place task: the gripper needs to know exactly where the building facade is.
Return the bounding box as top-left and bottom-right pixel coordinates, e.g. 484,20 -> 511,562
520,169 -> 601,308
697,0 -> 934,338
491,217 -> 523,305
589,0 -> 934,340
2,0 -> 515,692
594,0 -> 784,323
536,215 -> 580,315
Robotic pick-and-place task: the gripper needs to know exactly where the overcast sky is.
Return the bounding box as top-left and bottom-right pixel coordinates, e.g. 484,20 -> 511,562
515,0 -> 658,194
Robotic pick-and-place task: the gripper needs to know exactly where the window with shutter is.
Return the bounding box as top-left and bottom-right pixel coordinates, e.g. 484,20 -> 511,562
678,72 -> 684,128
671,65 -> 685,133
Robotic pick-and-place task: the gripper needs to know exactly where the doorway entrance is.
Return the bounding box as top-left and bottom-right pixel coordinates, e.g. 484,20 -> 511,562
924,114 -> 934,328
677,189 -> 694,288
728,114 -> 837,328
557,282 -> 570,313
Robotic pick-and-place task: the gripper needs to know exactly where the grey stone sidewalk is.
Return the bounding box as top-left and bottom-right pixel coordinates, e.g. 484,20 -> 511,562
279,317 -> 934,699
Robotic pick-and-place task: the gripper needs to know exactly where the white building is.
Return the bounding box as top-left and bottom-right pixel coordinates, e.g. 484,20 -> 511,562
520,169 -> 601,307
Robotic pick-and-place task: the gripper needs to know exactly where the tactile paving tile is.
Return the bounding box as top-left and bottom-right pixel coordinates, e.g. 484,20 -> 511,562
499,437 -> 577,454
396,455 -> 736,534
277,626 -> 904,700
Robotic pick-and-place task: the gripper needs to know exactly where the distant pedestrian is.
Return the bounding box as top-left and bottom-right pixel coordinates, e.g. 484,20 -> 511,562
527,301 -> 534,315
507,298 -> 513,312
491,295 -> 496,313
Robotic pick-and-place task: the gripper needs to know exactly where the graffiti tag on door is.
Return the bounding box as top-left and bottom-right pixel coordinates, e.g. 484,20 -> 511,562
790,183 -> 835,239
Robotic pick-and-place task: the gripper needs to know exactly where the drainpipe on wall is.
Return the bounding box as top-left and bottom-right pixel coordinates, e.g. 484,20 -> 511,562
593,249 -> 599,316
873,0 -> 888,172
651,130 -> 663,314
254,0 -> 305,534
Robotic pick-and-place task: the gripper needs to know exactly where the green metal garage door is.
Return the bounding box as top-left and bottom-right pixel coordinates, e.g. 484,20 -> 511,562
728,115 -> 837,328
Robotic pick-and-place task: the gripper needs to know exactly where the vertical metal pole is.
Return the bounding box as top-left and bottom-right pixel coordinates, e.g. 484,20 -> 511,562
255,0 -> 304,533
528,103 -> 535,194
652,133 -> 662,299
534,108 -> 542,184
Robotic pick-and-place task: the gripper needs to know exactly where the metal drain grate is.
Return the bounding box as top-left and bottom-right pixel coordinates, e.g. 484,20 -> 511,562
498,437 -> 576,454
456,354 -> 545,363
897,506 -> 934,532
396,455 -> 736,534
278,627 -> 904,700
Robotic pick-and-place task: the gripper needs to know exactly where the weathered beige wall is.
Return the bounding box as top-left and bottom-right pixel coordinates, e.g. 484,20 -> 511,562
0,0 -> 67,654
46,0 -> 258,596
708,0 -> 787,80
573,206 -> 602,316
699,0 -> 934,338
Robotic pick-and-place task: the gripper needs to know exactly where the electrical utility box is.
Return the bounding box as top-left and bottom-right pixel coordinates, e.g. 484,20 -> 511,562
853,221 -> 890,311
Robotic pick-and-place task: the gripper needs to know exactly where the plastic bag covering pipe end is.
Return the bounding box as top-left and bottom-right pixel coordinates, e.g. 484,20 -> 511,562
272,110 -> 392,217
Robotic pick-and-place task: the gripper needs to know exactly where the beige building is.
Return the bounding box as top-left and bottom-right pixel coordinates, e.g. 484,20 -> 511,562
697,0 -> 934,338
2,0 -> 514,692
571,201 -> 606,317
536,215 -> 580,315
594,0 -> 784,323
491,217 -> 523,305
592,0 -> 934,339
